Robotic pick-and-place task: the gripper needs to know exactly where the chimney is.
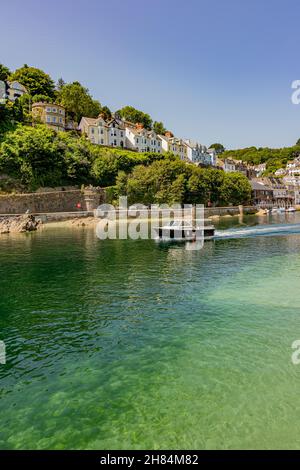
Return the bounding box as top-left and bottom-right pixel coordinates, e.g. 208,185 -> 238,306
165,131 -> 173,138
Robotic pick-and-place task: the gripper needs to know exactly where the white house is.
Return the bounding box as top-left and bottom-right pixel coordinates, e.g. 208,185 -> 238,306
274,168 -> 287,176
157,134 -> 170,153
125,125 -> 162,153
219,158 -> 236,172
207,148 -> 218,166
107,118 -> 125,148
254,163 -> 267,177
185,140 -> 214,165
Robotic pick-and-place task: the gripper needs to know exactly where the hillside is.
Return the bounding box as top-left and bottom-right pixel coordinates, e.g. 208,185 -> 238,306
222,145 -> 300,174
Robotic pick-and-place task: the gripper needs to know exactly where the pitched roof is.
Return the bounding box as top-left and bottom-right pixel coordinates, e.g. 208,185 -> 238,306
80,116 -> 99,126
250,180 -> 272,191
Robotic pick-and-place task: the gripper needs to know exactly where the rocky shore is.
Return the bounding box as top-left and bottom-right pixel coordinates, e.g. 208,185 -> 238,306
0,214 -> 41,234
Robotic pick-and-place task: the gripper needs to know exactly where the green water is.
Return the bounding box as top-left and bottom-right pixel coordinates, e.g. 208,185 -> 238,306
1,215 -> 300,449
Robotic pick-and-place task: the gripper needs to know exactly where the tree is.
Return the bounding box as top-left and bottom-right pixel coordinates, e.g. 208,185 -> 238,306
32,94 -> 54,104
0,125 -> 98,189
209,143 -> 225,154
9,65 -> 55,98
57,81 -> 101,123
117,106 -> 152,130
219,173 -> 251,205
0,64 -> 11,81
153,121 -> 166,135
0,125 -> 66,188
99,105 -> 112,121
56,78 -> 66,91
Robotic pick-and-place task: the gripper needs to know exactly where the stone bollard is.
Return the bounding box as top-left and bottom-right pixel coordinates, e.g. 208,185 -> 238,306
83,188 -> 102,213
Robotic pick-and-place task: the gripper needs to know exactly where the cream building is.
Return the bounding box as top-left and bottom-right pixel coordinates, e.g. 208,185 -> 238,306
79,116 -> 108,145
79,116 -> 125,147
157,135 -> 187,160
218,158 -> 236,172
32,102 -> 66,132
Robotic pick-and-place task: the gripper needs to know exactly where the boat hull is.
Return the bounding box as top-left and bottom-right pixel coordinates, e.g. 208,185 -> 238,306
155,227 -> 215,241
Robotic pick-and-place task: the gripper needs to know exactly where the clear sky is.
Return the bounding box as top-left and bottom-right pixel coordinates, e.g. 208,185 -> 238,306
1,0 -> 300,149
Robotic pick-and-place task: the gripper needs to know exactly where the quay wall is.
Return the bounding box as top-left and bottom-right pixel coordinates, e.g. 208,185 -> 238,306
0,186 -> 257,218
0,189 -> 105,215
204,205 -> 257,217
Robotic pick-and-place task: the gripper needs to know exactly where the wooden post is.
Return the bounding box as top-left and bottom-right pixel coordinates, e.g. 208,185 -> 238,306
192,204 -> 196,229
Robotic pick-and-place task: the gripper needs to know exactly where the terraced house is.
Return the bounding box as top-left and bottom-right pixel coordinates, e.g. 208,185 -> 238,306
158,134 -> 188,160
125,124 -> 161,153
79,114 -> 217,166
79,116 -> 126,148
184,139 -> 212,165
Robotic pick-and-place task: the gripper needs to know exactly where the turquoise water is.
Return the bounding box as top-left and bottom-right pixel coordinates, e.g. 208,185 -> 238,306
1,214 -> 300,449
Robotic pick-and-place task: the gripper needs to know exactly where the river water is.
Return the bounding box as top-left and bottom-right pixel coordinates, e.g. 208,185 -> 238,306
1,213 -> 300,449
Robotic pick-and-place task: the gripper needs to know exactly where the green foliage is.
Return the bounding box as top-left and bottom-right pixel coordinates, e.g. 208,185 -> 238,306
32,94 -> 54,104
0,104 -> 16,137
0,125 -> 97,189
114,158 -> 251,206
56,78 -> 66,91
153,121 -> 166,135
91,150 -> 166,187
0,125 -> 65,188
0,124 -> 252,205
57,81 -> 101,123
117,106 -> 152,130
100,106 -> 112,121
209,143 -> 225,153
0,98 -> 27,138
220,172 -> 252,205
9,65 -> 55,98
223,146 -> 300,174
0,64 -> 11,81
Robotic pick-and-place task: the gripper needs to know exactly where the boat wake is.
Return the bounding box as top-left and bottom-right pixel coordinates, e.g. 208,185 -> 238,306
215,223 -> 300,240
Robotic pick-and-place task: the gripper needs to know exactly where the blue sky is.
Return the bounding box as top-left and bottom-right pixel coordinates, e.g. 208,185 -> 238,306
1,0 -> 300,149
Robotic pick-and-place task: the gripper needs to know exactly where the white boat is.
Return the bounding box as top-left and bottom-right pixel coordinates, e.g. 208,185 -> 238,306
153,220 -> 215,241
278,207 -> 286,213
271,207 -> 278,214
286,206 -> 296,212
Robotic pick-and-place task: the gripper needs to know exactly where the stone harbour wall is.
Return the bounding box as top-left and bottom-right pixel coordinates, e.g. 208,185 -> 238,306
0,188 -> 105,215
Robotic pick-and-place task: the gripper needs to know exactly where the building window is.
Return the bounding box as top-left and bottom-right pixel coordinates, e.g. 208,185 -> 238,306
52,108 -> 57,113
47,116 -> 51,122
120,131 -> 123,137
46,107 -> 51,112
101,139 -> 104,144
52,117 -> 57,123
59,118 -> 63,123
